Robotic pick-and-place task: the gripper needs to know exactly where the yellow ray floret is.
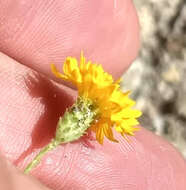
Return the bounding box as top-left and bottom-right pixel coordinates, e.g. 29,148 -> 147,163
51,52 -> 142,144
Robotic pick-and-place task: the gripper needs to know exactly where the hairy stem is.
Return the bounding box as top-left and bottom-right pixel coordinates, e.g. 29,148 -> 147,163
24,139 -> 60,174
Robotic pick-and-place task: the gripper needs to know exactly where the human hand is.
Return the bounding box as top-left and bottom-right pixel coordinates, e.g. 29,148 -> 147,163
0,0 -> 185,190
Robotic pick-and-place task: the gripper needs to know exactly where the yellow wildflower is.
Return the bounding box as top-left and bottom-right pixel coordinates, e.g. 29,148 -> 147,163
51,52 -> 142,144
24,52 -> 142,174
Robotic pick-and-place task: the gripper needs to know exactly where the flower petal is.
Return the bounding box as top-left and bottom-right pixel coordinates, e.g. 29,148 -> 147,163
51,64 -> 67,80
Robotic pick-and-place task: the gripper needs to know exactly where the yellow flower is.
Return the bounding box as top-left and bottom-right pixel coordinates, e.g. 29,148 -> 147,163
51,52 -> 142,144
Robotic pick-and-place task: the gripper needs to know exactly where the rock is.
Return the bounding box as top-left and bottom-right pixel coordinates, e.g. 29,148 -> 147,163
121,0 -> 186,157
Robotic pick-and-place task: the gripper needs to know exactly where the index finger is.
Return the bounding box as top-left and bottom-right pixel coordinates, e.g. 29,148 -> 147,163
0,0 -> 139,85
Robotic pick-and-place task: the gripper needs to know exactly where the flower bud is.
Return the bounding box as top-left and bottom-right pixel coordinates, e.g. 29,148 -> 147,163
55,97 -> 97,143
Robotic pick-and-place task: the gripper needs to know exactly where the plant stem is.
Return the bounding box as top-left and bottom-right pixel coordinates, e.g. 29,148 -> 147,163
24,139 -> 60,174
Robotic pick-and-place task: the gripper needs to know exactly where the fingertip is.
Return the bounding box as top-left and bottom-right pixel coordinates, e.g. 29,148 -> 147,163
0,0 -> 140,82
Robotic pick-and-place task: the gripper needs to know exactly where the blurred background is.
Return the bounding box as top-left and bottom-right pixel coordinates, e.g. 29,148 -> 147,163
122,0 -> 186,158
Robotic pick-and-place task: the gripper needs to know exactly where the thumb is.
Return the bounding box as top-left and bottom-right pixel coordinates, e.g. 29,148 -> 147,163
0,52 -> 186,190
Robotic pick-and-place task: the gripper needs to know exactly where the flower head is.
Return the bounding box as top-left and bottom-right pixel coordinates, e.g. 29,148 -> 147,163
51,52 -> 142,144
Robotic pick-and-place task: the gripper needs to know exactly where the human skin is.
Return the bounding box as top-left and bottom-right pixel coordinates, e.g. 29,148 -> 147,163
0,0 -> 185,190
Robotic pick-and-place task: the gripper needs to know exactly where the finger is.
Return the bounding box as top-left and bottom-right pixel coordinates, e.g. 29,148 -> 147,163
0,0 -> 139,84
0,154 -> 50,190
0,53 -> 186,190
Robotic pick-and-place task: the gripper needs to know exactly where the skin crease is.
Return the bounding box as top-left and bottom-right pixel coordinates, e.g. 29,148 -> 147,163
0,0 -> 185,190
